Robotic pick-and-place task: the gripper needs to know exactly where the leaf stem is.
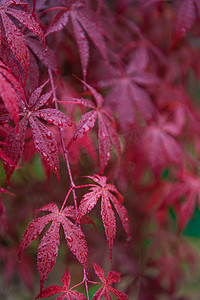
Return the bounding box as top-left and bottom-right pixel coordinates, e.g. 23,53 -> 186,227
60,187 -> 72,212
48,69 -> 78,214
48,69 -> 89,300
84,268 -> 90,300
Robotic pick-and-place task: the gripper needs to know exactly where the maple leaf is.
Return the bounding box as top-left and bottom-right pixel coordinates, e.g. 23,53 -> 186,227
0,0 -> 45,79
63,81 -> 120,172
92,262 -> 129,300
2,81 -> 75,183
26,34 -> 57,72
99,46 -> 159,130
0,244 -> 34,292
0,61 -> 26,128
36,267 -> 86,299
140,115 -> 183,176
175,0 -> 200,38
78,175 -> 130,258
19,203 -> 88,290
45,0 -> 108,79
164,170 -> 200,231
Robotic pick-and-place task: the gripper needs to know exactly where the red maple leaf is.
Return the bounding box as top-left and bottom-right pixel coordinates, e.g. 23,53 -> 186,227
0,244 -> 34,292
175,0 -> 200,38
36,267 -> 86,299
92,262 -> 129,300
2,81 -> 75,182
164,170 -> 200,231
0,61 -> 26,128
0,0 -> 45,79
77,175 -> 130,258
45,0 -> 108,79
19,203 -> 88,290
63,81 -> 120,172
99,45 -> 159,130
140,115 -> 183,176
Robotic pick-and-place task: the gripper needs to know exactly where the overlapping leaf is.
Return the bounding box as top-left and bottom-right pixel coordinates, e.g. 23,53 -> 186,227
164,171 -> 200,231
45,0 -> 108,79
64,81 -> 120,172
78,175 -> 130,258
92,262 -> 129,300
19,203 -> 88,290
2,81 -> 75,182
36,267 -> 86,299
140,115 -> 183,176
0,0 -> 44,77
0,62 -> 26,128
99,46 -> 159,130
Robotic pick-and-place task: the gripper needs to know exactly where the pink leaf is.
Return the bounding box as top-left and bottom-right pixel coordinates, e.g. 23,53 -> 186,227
29,116 -> 59,178
78,175 -> 129,258
34,108 -> 75,128
2,117 -> 28,183
37,222 -> 60,289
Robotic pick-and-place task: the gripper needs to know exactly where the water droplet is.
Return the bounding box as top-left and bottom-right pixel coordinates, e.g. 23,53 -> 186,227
46,131 -> 52,139
47,118 -> 53,124
68,244 -> 72,249
42,152 -> 48,159
53,251 -> 57,257
57,118 -> 63,126
125,218 -> 129,223
47,113 -> 51,117
67,236 -> 73,242
72,249 -> 76,254
39,113 -> 44,119
108,202 -> 112,208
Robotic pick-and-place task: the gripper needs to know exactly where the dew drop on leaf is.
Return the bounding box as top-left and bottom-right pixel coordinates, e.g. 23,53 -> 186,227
39,113 -> 44,119
42,152 -> 48,159
58,120 -> 63,126
46,131 -> 52,139
67,236 -> 73,242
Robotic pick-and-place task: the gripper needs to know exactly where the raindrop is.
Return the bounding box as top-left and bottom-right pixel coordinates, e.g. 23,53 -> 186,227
47,118 -> 53,124
46,131 -> 52,139
58,120 -> 63,126
42,152 -> 48,159
72,249 -> 76,254
67,236 -> 73,242
53,252 -> 57,257
39,113 -> 44,119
